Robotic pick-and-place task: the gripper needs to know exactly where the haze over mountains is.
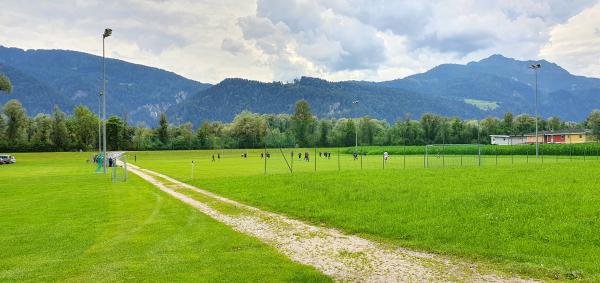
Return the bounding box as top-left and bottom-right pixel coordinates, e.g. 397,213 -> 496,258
1,45 -> 599,126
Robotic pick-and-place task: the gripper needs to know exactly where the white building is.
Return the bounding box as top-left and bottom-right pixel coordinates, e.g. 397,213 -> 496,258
490,135 -> 527,145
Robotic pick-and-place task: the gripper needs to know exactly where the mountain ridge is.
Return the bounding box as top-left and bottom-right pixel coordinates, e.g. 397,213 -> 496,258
1,46 -> 598,125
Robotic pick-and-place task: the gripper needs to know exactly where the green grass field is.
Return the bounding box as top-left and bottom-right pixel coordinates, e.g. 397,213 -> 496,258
131,149 -> 600,281
0,152 -> 329,282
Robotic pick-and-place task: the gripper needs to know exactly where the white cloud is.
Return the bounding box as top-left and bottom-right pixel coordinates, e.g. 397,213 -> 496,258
540,2 -> 600,77
0,0 -> 598,83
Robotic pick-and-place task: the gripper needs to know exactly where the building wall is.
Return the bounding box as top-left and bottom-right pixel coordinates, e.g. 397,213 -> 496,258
511,136 -> 527,145
491,136 -> 510,145
546,135 -> 565,143
526,135 -> 542,144
565,133 -> 587,144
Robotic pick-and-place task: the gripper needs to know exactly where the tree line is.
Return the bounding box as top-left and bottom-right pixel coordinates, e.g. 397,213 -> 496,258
1,98 -> 599,152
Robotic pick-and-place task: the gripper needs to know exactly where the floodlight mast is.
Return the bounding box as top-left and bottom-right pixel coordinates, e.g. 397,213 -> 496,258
352,100 -> 359,154
529,63 -> 541,158
102,28 -> 112,173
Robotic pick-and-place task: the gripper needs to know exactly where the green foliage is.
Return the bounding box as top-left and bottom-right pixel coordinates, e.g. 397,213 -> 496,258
0,74 -> 12,93
106,115 -> 126,150
587,110 -> 600,140
0,98 -> 596,153
156,112 -> 169,144
51,105 -> 69,151
3,99 -> 27,143
292,100 -> 315,147
69,105 -> 99,151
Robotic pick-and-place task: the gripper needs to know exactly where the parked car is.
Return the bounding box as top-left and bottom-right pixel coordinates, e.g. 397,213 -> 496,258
0,155 -> 15,164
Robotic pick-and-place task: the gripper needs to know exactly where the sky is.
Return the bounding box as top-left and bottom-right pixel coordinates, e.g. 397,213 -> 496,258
1,0 -> 600,84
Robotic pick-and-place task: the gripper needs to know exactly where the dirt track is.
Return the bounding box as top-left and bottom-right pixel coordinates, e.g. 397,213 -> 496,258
125,162 -> 540,283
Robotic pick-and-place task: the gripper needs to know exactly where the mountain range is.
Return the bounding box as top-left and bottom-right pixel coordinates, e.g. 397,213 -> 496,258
1,46 -> 598,126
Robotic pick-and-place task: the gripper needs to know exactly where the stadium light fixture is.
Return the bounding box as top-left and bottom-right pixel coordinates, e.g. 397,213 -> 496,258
529,63 -> 542,158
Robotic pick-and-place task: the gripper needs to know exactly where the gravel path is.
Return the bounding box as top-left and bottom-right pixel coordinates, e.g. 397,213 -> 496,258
125,162 -> 540,283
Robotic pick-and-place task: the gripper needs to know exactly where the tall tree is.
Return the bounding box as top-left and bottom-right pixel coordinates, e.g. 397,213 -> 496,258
156,112 -> 169,144
230,111 -> 267,147
587,110 -> 600,140
51,105 -> 69,151
502,112 -> 514,134
3,99 -> 28,143
291,100 -> 315,146
0,74 -> 12,93
69,105 -> 99,150
317,119 -> 332,147
106,115 -> 126,150
32,114 -> 53,150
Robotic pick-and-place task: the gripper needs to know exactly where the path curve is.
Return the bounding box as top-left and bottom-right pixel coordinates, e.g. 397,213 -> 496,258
124,162 -> 539,283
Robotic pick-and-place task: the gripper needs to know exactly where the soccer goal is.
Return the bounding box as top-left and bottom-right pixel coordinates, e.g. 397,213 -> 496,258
424,144 -> 484,168
108,151 -> 128,182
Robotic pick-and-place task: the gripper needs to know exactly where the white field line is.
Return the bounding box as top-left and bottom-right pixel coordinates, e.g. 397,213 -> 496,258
125,162 -> 540,283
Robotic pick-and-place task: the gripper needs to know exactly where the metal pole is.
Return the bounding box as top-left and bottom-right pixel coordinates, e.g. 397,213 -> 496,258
360,148 -> 363,169
102,36 -> 107,173
264,143 -> 267,175
403,144 -> 406,169
124,155 -> 128,182
314,146 -> 316,172
98,92 -> 101,154
477,120 -> 481,167
337,147 -> 340,171
425,146 -> 428,168
424,146 -> 427,168
355,122 -> 358,155
191,160 -> 195,179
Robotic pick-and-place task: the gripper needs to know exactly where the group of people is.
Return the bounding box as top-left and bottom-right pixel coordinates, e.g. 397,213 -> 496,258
91,154 -> 118,167
319,152 -> 332,159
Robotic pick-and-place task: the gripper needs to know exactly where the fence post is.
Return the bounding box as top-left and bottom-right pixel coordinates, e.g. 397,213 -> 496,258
191,160 -> 194,180
584,146 -> 587,161
460,154 -> 463,167
495,148 -> 498,166
478,144 -> 481,167
264,143 -> 267,175
526,150 -> 529,164
314,146 -> 317,172
124,155 -> 128,182
403,145 -> 406,169
360,149 -> 363,169
442,145 -> 445,168
337,147 -> 340,171
570,145 -> 573,161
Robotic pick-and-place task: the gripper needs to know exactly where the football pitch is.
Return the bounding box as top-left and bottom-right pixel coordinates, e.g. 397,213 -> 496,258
2,149 -> 600,281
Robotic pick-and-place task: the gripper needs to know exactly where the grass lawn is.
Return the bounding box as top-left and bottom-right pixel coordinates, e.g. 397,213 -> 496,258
0,152 -> 329,282
133,149 -> 600,281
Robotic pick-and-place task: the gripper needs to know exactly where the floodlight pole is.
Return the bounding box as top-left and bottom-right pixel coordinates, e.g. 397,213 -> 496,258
529,63 -> 542,158
352,100 -> 359,154
98,91 -> 102,155
102,28 -> 112,173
